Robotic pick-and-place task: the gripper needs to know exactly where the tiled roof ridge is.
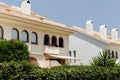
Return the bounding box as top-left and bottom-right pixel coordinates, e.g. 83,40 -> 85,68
0,2 -> 69,29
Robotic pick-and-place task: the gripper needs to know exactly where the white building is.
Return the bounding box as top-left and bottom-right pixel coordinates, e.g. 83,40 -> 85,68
69,20 -> 120,65
0,0 -> 75,67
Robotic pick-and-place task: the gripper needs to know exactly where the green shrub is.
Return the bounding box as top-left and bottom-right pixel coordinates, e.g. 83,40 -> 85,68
0,62 -> 120,80
0,61 -> 42,80
90,49 -> 117,67
0,39 -> 29,62
49,66 -> 120,80
0,39 -> 120,80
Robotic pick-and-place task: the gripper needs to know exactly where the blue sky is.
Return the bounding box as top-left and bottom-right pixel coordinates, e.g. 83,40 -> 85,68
0,0 -> 120,35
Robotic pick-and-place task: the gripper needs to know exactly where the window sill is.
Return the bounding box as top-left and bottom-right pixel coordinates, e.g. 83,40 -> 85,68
59,47 -> 64,48
31,42 -> 38,45
23,41 -> 29,43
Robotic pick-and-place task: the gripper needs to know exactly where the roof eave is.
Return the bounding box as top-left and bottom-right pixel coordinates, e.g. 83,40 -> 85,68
72,27 -> 110,45
0,13 -> 75,35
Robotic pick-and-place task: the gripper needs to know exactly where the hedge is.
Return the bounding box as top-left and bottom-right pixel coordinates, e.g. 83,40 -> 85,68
0,61 -> 120,80
0,61 -> 42,80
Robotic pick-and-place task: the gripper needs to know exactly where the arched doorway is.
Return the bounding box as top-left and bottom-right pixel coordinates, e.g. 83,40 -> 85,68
29,57 -> 38,65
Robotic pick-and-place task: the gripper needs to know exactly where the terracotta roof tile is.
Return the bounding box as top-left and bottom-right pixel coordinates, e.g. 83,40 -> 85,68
72,26 -> 120,45
0,3 -> 71,30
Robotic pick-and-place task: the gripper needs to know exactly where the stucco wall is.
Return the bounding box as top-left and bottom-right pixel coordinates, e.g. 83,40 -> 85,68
69,32 -> 107,65
107,45 -> 120,60
0,22 -> 69,59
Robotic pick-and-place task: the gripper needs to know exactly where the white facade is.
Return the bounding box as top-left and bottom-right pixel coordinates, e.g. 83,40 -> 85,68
69,25 -> 120,65
0,1 -> 75,67
69,32 -> 106,65
1,1 -> 120,67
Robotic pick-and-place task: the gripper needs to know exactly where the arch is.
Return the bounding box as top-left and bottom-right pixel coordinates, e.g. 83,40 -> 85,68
116,51 -> 118,58
22,30 -> 29,42
31,32 -> 38,44
0,26 -> 3,38
111,51 -> 114,58
44,34 -> 50,45
108,50 -> 111,58
29,57 -> 38,65
59,37 -> 64,47
11,28 -> 19,40
51,36 -> 57,47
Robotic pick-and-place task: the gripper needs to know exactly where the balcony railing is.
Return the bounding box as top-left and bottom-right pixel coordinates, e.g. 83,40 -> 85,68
44,45 -> 59,54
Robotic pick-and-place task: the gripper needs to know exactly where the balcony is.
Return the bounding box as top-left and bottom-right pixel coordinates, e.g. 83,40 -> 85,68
44,45 -> 59,54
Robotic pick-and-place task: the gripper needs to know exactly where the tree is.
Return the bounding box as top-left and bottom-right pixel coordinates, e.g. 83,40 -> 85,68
90,50 -> 117,67
0,39 -> 29,62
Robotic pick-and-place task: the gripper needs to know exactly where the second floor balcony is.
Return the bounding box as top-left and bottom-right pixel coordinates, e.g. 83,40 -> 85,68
44,45 -> 59,55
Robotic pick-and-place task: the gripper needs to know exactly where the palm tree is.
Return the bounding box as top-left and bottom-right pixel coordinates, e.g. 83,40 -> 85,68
90,50 -> 117,67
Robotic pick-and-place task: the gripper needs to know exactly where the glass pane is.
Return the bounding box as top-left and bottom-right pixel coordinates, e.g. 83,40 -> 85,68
52,36 -> 57,46
22,31 -> 28,42
12,29 -> 18,40
44,35 -> 49,45
31,33 -> 37,43
59,37 -> 63,47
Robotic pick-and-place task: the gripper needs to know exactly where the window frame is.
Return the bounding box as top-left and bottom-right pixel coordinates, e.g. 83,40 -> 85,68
73,50 -> 76,63
115,51 -> 118,59
51,36 -> 57,47
31,32 -> 38,44
111,51 -> 114,58
11,28 -> 19,40
69,51 -> 72,63
0,26 -> 3,39
22,30 -> 29,42
44,34 -> 50,45
59,37 -> 64,48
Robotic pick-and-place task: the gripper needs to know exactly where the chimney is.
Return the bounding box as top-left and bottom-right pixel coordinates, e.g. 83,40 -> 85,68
86,20 -> 93,34
21,0 -> 31,15
100,25 -> 107,39
111,28 -> 118,41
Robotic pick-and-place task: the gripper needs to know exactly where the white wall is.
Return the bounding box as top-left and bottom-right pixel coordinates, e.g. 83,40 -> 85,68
0,22 -> 69,59
69,32 -> 107,65
107,45 -> 120,60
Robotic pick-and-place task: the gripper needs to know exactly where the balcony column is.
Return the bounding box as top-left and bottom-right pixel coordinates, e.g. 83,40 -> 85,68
56,36 -> 59,47
49,35 -> 52,45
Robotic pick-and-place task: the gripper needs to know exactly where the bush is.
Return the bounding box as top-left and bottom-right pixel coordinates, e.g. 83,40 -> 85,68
0,39 -> 120,80
0,39 -> 29,62
0,61 -> 42,80
48,66 -> 120,80
90,50 -> 117,67
0,62 -> 120,80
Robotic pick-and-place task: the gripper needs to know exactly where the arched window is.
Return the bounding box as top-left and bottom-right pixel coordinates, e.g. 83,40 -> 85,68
44,34 -> 50,45
0,26 -> 3,38
59,37 -> 64,47
108,50 -> 111,58
111,51 -> 114,58
11,28 -> 19,40
31,32 -> 37,44
52,36 -> 57,47
22,30 -> 29,42
116,51 -> 118,59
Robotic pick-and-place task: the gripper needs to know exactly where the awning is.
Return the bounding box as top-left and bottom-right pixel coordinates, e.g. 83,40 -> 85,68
46,54 -> 80,60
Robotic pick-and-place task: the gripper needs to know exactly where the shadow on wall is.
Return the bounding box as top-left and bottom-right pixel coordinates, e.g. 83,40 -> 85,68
74,32 -> 106,49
